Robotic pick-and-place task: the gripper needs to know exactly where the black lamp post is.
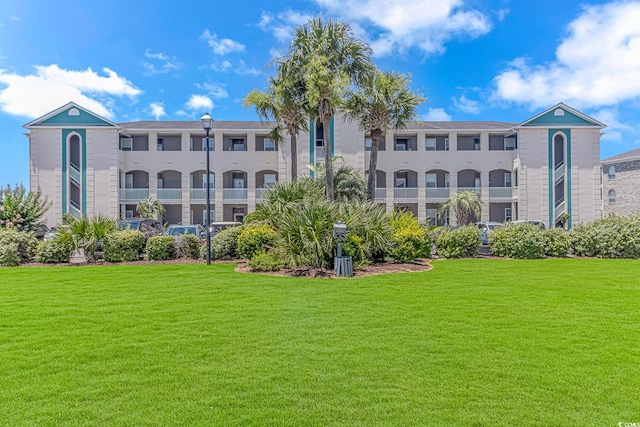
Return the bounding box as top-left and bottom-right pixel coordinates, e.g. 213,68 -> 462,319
200,112 -> 214,265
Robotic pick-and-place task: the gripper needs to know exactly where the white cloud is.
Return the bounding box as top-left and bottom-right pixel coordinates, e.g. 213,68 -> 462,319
423,107 -> 452,121
235,59 -> 262,76
142,49 -> 179,76
0,64 -> 141,118
11,16 -> 20,21
175,109 -> 188,117
259,9 -> 314,43
492,1 -> 640,109
148,102 -> 166,120
185,94 -> 214,112
196,82 -> 229,99
210,60 -> 233,72
453,94 -> 481,114
201,30 -> 245,55
591,107 -> 639,145
312,0 -> 491,56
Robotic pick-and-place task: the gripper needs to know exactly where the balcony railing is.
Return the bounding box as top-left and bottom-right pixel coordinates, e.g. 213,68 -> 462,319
255,188 -> 272,200
426,187 -> 450,199
374,188 -> 386,200
394,187 -> 418,199
157,189 -> 182,201
69,164 -> 81,184
190,188 -> 215,201
457,187 -> 482,196
223,188 -> 248,201
489,187 -> 513,198
119,188 -> 149,201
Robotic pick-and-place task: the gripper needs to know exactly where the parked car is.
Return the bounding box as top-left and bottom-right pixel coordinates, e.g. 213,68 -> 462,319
165,225 -> 207,242
117,218 -> 163,241
511,220 -> 547,229
209,221 -> 242,236
43,227 -> 58,241
476,221 -> 503,245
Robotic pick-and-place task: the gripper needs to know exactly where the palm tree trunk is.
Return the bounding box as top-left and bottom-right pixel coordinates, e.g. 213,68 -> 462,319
367,131 -> 383,201
322,114 -> 334,201
290,133 -> 298,180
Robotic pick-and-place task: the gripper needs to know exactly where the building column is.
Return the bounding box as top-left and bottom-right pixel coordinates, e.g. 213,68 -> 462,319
386,170 -> 394,214
481,170 -> 490,222
181,172 -> 190,225
417,171 -> 426,222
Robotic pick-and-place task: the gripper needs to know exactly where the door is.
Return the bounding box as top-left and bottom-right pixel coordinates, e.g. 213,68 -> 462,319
203,173 -> 214,189
125,173 -> 133,189
234,178 -> 245,189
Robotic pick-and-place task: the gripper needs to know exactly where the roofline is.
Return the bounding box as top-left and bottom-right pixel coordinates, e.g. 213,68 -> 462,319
516,102 -> 607,128
26,124 -> 122,130
602,154 -> 640,164
23,102 -> 120,128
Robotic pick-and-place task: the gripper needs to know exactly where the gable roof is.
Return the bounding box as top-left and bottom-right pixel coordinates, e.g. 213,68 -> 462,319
602,147 -> 640,164
516,102 -> 606,128
24,102 -> 119,128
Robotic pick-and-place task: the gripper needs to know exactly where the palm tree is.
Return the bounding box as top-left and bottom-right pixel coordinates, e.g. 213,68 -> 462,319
280,17 -> 374,201
243,75 -> 309,180
136,196 -> 165,219
343,70 -> 424,201
438,191 -> 483,226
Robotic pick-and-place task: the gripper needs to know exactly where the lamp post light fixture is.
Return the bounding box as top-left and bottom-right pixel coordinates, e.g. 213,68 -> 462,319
200,112 -> 214,265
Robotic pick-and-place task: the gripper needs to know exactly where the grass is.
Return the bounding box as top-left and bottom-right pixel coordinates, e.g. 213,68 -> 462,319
1,259 -> 639,426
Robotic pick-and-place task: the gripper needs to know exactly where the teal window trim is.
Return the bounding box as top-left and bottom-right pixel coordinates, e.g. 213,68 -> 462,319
330,116 -> 335,157
62,129 -> 87,216
61,132 -> 67,215
548,129 -> 571,229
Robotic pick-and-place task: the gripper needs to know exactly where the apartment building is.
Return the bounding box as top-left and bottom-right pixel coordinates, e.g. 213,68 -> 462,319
25,102 -> 605,228
602,148 -> 640,215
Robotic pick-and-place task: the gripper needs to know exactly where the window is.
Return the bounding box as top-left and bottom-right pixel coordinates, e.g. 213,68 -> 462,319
505,172 -> 512,188
608,165 -> 616,179
444,138 -> 450,151
264,174 -> 277,187
474,138 -> 481,151
125,173 -> 133,189
426,173 -> 437,188
505,207 -> 512,222
203,137 -> 214,151
609,189 -> 616,203
395,138 -> 408,151
203,210 -> 215,225
157,138 -> 164,151
202,173 -> 214,189
504,138 -> 516,150
264,138 -> 275,151
232,138 -> 246,151
426,138 -> 436,151
120,138 -> 132,151
395,177 -> 407,188
365,137 -> 372,151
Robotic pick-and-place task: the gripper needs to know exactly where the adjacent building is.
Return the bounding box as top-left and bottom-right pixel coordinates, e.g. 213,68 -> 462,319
602,148 -> 640,215
25,102 -> 605,228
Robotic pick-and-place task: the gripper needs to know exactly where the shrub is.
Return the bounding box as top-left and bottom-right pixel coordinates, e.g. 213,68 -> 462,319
0,228 -> 38,265
103,230 -> 146,262
36,239 -> 73,264
146,236 -> 176,261
387,211 -> 429,263
489,222 -> 545,259
0,242 -> 20,266
570,214 -> 640,258
237,223 -> 277,259
435,225 -> 481,258
0,183 -> 50,232
202,225 -> 244,260
341,233 -> 369,268
544,228 -> 570,257
175,234 -> 201,259
248,253 -> 284,272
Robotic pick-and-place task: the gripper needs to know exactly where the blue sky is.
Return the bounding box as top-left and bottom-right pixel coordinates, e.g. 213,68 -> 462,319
2,0 -> 640,186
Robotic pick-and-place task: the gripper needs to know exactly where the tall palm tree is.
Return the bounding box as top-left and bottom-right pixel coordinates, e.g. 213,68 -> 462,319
343,70 -> 424,201
438,191 -> 483,226
280,17 -> 374,201
243,75 -> 309,180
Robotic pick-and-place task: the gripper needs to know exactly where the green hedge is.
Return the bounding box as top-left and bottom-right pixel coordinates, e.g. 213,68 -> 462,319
146,236 -> 176,261
544,228 -> 570,257
570,214 -> 640,258
435,225 -> 481,258
248,253 -> 283,272
387,211 -> 429,263
36,239 -> 73,264
237,223 -> 276,260
175,234 -> 201,259
202,226 -> 244,260
103,230 -> 146,262
0,228 -> 38,266
489,222 -> 545,259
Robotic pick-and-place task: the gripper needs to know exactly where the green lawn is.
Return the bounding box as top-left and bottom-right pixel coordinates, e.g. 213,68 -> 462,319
1,259 -> 639,426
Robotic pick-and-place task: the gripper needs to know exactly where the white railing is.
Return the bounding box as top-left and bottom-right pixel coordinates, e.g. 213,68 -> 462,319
157,189 -> 182,200
426,188 -> 450,199
69,164 -> 81,184
374,188 -> 387,200
457,187 -> 482,196
223,188 -> 248,201
255,188 -> 271,200
489,187 -> 513,198
554,200 -> 565,219
119,188 -> 149,201
554,163 -> 565,182
394,187 -> 418,199
190,188 -> 214,200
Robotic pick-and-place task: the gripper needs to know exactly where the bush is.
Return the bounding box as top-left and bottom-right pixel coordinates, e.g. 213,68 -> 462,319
570,214 -> 640,258
0,228 -> 38,265
387,211 -> 429,263
544,228 -> 570,257
0,242 -> 20,266
248,253 -> 284,272
146,236 -> 176,261
489,222 -> 545,259
203,226 -> 244,260
175,234 -> 201,259
435,225 -> 481,258
341,234 -> 369,268
237,223 -> 277,259
0,183 -> 50,232
103,230 -> 146,262
36,239 -> 73,264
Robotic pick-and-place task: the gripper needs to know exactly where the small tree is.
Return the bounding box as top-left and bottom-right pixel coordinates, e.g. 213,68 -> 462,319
438,191 -> 482,226
136,196 -> 165,219
0,183 -> 50,231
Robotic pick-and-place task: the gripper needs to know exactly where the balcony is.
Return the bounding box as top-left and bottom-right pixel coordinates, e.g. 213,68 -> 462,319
457,187 -> 482,196
190,188 -> 215,201
119,188 -> 149,202
426,188 -> 450,200
255,188 -> 271,201
157,189 -> 182,202
489,187 -> 513,199
374,188 -> 387,200
394,187 -> 418,199
223,188 -> 248,201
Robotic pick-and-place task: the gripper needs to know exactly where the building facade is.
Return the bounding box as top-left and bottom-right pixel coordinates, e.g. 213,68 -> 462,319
25,102 -> 605,228
602,148 -> 640,215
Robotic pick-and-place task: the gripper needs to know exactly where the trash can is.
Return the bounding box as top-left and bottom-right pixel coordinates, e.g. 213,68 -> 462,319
334,256 -> 353,277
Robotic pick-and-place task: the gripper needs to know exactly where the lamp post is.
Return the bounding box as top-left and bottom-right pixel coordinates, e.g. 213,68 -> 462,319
200,112 -> 214,265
